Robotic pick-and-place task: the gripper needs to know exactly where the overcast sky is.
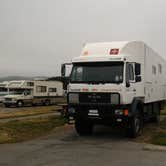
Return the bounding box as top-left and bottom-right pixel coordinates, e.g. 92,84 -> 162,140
0,0 -> 166,77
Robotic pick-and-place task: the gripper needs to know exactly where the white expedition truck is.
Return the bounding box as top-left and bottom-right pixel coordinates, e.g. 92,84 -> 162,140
64,41 -> 166,137
3,80 -> 63,107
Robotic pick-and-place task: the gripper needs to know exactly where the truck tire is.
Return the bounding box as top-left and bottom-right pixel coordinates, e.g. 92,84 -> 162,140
128,109 -> 143,138
44,100 -> 50,106
75,118 -> 93,136
151,103 -> 160,123
17,100 -> 24,107
4,104 -> 10,108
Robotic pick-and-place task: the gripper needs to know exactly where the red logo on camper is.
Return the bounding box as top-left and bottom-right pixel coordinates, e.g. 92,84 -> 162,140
110,48 -> 119,55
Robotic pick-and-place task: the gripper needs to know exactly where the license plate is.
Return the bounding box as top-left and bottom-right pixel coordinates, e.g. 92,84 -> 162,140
88,109 -> 99,116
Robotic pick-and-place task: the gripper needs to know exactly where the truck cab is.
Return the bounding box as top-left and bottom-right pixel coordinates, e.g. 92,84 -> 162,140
4,89 -> 33,107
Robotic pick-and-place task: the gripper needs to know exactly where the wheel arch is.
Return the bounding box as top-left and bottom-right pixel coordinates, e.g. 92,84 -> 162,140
130,97 -> 144,116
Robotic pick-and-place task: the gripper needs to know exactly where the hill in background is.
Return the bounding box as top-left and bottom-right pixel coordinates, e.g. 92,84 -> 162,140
0,76 -> 48,82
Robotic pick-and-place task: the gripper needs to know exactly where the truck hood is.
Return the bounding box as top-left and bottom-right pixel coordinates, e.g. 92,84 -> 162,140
68,83 -> 125,93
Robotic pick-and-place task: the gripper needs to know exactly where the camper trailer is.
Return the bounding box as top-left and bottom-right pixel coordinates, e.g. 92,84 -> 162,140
3,80 -> 63,107
0,81 -> 10,102
64,41 -> 166,137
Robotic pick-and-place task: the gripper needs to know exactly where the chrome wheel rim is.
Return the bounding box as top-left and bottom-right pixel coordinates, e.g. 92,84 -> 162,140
135,118 -> 140,134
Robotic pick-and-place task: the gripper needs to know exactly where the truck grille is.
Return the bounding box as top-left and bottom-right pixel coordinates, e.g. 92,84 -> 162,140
79,93 -> 110,104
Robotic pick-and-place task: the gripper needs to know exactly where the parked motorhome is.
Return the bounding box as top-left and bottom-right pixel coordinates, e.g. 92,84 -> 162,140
62,41 -> 166,137
0,81 -> 10,102
3,80 -> 63,107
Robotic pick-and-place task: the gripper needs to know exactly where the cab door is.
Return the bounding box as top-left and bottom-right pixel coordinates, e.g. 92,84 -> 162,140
24,90 -> 33,104
125,63 -> 136,103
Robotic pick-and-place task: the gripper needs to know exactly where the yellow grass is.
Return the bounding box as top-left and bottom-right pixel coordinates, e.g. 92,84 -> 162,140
0,116 -> 66,143
0,106 -> 61,119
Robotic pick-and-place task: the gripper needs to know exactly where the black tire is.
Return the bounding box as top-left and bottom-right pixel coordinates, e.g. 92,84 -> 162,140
127,110 -> 143,138
44,100 -> 50,106
75,118 -> 93,136
17,100 -> 24,107
4,104 -> 10,108
151,103 -> 160,123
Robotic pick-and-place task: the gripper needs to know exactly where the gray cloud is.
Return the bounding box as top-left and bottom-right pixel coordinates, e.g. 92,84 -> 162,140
0,0 -> 166,77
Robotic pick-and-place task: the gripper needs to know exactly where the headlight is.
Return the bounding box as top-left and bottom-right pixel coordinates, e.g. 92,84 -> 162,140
68,107 -> 75,114
115,109 -> 123,115
110,93 -> 120,105
68,93 -> 79,103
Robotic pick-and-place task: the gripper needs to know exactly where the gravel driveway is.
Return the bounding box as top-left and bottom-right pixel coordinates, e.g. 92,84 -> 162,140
0,125 -> 165,166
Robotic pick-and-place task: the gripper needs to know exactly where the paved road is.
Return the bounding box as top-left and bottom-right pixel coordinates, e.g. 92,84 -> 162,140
0,125 -> 166,166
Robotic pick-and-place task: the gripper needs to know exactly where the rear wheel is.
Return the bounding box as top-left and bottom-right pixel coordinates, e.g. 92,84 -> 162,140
75,118 -> 93,136
151,103 -> 160,123
44,100 -> 50,106
17,100 -> 24,107
4,104 -> 10,108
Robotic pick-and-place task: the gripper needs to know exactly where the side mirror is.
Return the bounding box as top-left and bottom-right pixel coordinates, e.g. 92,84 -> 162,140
135,75 -> 141,82
135,63 -> 141,75
61,64 -> 66,77
126,81 -> 130,87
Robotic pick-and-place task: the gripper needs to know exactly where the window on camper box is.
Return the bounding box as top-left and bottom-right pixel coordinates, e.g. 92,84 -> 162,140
27,82 -> 34,86
49,88 -> 57,92
152,65 -> 156,75
158,64 -> 162,74
0,87 -> 7,92
24,90 -> 31,95
36,86 -> 47,93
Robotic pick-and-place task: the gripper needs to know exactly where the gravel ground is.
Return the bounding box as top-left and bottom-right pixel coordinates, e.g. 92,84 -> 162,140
0,125 -> 166,166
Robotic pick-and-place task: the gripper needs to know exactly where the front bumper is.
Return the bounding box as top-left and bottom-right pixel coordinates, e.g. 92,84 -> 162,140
67,103 -> 131,125
3,101 -> 17,105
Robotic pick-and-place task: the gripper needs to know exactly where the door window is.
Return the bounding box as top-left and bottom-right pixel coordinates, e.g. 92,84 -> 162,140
126,63 -> 134,81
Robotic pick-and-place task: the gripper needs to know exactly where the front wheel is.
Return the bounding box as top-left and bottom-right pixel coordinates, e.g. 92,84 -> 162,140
75,118 -> 93,136
127,112 -> 143,138
17,100 -> 24,107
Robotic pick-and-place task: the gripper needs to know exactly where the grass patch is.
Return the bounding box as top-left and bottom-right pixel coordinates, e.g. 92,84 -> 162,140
151,133 -> 166,146
136,117 -> 166,146
161,108 -> 166,115
0,106 -> 61,120
0,116 -> 67,144
149,118 -> 166,146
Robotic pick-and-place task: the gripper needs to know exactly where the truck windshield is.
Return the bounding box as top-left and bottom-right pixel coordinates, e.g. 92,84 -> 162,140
70,62 -> 124,83
10,89 -> 31,95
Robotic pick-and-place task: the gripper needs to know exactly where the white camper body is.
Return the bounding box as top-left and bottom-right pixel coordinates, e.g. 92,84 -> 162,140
3,80 -> 63,107
0,81 -> 10,102
67,41 -> 166,137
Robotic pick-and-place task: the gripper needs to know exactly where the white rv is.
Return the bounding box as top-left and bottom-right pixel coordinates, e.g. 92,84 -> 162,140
3,80 -> 63,107
64,41 -> 166,137
0,81 -> 10,102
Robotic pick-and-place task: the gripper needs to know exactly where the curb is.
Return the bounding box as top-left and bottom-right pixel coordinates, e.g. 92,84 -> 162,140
143,144 -> 166,151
